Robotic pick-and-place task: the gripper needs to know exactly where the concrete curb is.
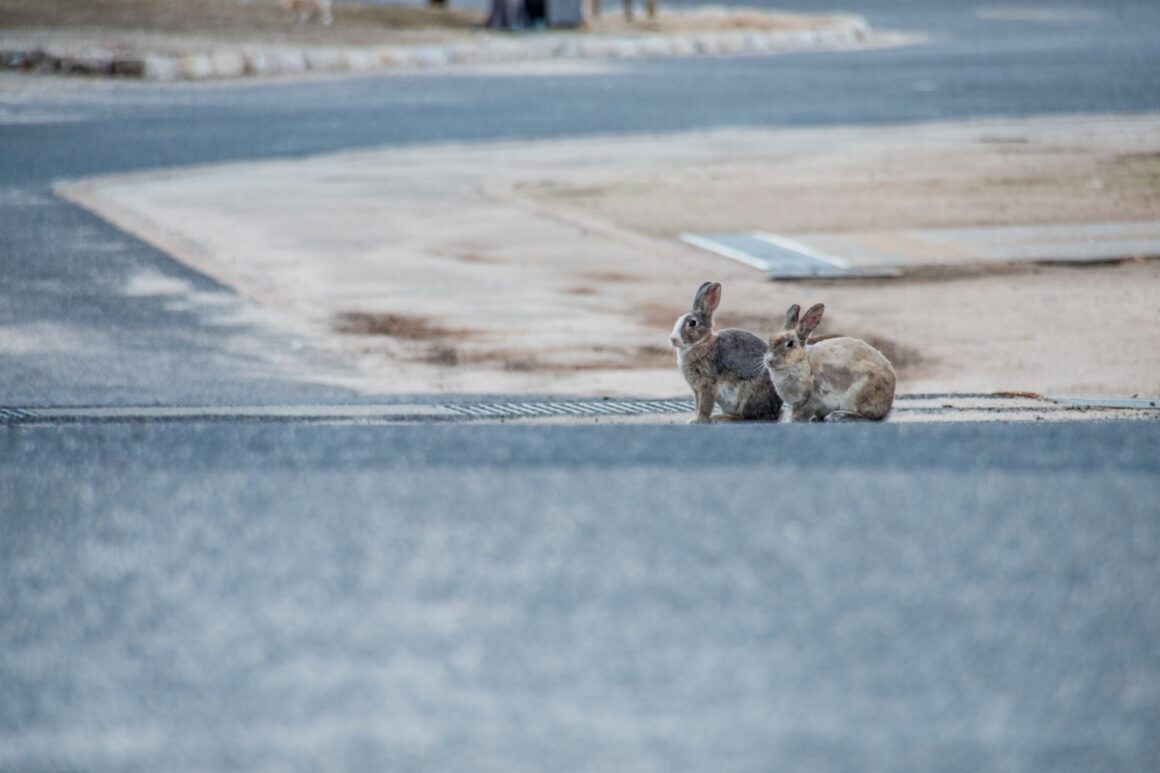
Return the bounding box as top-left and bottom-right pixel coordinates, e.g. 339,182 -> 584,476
1,17 -> 872,82
2,394 -> 1157,425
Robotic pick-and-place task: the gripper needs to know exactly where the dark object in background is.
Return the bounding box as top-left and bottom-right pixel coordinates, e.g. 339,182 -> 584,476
547,0 -> 584,27
525,0 -> 546,26
486,0 -> 526,30
488,0 -> 584,29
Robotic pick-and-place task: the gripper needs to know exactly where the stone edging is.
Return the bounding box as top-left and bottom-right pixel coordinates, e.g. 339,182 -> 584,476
2,17 -> 872,81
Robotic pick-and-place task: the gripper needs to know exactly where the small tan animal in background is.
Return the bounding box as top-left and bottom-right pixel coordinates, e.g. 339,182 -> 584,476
284,0 -> 333,25
671,282 -> 783,424
765,302 -> 896,422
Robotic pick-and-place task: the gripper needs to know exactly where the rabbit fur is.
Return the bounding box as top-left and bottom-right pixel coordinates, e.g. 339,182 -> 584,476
671,282 -> 783,424
765,302 -> 896,422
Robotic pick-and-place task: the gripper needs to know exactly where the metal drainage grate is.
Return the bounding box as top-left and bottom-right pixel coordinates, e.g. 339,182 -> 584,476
441,399 -> 693,420
0,407 -> 36,422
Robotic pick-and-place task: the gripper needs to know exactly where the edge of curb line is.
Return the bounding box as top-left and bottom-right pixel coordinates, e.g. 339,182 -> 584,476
1,17 -> 873,82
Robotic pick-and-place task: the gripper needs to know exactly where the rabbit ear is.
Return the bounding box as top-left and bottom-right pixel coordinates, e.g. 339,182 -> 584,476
694,282 -> 722,314
798,303 -> 825,339
783,304 -> 801,331
692,282 -> 713,308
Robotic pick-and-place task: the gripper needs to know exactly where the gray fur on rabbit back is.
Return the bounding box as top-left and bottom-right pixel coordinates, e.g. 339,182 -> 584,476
680,327 -> 782,421
713,328 -> 771,381
713,329 -> 783,420
672,281 -> 782,422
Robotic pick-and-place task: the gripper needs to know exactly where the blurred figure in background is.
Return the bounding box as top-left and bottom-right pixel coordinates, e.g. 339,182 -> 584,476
284,0 -> 334,25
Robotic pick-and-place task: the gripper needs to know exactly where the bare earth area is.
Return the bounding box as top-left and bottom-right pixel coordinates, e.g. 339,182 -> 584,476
58,114 -> 1160,399
0,0 -> 483,48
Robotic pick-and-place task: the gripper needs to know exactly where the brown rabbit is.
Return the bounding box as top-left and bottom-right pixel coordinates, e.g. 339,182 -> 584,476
670,282 -> 783,424
764,302 -> 896,422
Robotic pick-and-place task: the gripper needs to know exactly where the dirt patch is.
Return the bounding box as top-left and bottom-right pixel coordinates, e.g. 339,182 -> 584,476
580,271 -> 637,283
639,301 -> 683,331
589,7 -> 861,35
1101,152 -> 1160,191
0,0 -> 483,42
423,345 -> 460,366
453,343 -> 673,374
347,325 -> 629,376
455,349 -> 540,372
520,125 -> 1160,236
451,252 -> 498,265
334,311 -> 470,341
633,344 -> 674,370
977,135 -> 1032,145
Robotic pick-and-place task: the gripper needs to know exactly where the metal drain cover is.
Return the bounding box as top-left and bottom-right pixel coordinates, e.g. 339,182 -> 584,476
0,400 -> 695,425
681,232 -> 900,279
442,399 -> 693,420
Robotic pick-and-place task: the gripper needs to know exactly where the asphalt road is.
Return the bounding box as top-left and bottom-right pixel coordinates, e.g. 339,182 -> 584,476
3,421 -> 1159,772
2,1 -> 1160,771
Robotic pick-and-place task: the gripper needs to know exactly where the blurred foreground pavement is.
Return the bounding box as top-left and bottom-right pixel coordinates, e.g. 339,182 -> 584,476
2,420 -> 1159,772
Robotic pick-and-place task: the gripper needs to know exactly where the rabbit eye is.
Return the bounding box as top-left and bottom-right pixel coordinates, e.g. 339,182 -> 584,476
785,340 -> 794,349
687,319 -> 697,328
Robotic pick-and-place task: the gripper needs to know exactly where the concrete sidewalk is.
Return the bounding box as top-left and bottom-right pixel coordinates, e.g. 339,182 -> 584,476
682,222 -> 1160,279
57,114 -> 1160,401
0,6 -> 880,81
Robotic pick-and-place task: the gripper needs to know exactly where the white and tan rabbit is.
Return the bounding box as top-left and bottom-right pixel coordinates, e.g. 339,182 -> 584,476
764,302 -> 896,422
671,282 -> 783,424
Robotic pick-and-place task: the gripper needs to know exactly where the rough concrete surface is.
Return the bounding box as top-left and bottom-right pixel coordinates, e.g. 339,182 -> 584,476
58,113 -> 1160,400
